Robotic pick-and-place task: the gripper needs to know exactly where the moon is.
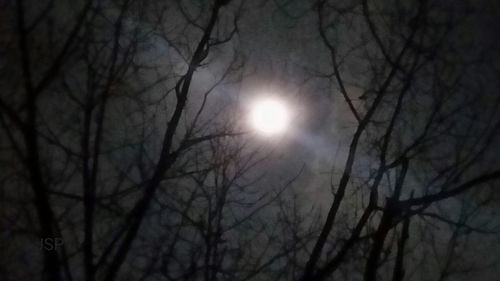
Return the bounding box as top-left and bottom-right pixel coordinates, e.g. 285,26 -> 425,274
250,98 -> 290,135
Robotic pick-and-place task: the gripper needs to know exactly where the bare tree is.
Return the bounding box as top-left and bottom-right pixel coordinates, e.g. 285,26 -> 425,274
297,0 -> 500,280
0,0 -> 267,280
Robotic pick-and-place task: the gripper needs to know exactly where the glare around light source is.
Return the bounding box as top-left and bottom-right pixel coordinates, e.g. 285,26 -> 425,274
250,98 -> 290,135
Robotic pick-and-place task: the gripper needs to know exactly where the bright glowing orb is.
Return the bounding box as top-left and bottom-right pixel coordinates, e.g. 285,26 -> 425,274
250,98 -> 290,135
